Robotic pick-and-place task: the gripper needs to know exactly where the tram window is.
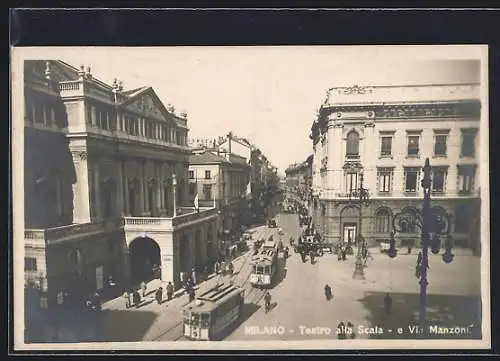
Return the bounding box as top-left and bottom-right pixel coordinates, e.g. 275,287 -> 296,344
183,311 -> 191,325
191,313 -> 200,326
257,266 -> 264,274
252,265 -> 257,272
201,313 -> 210,328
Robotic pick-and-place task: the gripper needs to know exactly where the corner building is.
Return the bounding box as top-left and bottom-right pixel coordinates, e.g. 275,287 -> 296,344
310,84 -> 481,254
23,60 -> 218,309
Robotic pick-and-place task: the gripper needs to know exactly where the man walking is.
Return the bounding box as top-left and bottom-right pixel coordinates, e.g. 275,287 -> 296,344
166,282 -> 174,301
155,287 -> 163,305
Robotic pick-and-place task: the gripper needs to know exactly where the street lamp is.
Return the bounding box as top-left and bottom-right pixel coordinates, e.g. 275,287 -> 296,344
388,158 -> 454,335
351,171 -> 370,280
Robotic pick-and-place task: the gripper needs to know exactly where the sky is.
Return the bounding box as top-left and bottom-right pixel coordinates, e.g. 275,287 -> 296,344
16,46 -> 484,176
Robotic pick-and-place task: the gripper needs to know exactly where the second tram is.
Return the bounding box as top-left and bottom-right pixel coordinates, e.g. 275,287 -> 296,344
249,238 -> 279,288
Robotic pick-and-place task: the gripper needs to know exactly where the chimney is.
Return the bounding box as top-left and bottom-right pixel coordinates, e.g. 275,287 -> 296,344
228,132 -> 233,154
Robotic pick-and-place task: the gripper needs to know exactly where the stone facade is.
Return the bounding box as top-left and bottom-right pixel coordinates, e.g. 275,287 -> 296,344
309,83 -> 482,253
23,60 -> 218,308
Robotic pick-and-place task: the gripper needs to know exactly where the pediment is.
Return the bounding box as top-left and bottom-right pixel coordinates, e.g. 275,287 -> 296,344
125,89 -> 173,123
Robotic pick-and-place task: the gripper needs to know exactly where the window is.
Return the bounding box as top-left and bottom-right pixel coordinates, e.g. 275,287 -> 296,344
434,135 -> 448,156
381,136 -> 392,157
346,172 -> 358,194
407,135 -> 420,156
346,131 -> 360,158
188,170 -> 194,179
461,129 -> 477,157
404,168 -> 419,193
432,167 -> 447,193
377,168 -> 392,193
458,166 -> 476,194
24,257 -> 37,271
375,209 -> 391,233
203,184 -> 212,200
205,170 -> 211,180
455,204 -> 470,233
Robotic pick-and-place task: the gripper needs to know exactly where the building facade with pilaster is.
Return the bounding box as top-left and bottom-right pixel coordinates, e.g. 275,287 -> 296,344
23,60 -> 218,311
310,83 -> 481,254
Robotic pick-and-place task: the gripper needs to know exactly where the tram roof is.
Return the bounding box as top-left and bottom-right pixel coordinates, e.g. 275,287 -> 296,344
183,284 -> 242,313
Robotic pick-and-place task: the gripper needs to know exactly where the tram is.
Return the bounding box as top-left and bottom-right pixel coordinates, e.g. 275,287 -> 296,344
182,283 -> 245,341
249,238 -> 279,288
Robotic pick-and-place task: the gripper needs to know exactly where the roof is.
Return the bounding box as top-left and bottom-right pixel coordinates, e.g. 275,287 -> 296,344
323,83 -> 480,107
25,60 -> 188,126
183,284 -> 243,313
189,152 -> 230,165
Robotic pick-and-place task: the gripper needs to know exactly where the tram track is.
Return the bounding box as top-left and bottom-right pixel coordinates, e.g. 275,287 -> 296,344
152,226 -> 276,341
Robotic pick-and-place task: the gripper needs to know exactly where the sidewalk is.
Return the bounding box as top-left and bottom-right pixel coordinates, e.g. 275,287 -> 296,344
100,251 -> 250,342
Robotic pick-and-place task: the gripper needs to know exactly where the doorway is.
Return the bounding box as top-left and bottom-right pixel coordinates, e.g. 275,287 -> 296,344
343,223 -> 357,245
129,237 -> 161,284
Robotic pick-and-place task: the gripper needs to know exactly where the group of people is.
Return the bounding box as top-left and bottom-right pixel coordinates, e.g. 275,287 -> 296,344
336,321 -> 356,340
123,280 -> 174,308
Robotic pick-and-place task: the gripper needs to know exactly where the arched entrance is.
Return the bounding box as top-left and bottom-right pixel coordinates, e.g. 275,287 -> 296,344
129,237 -> 161,284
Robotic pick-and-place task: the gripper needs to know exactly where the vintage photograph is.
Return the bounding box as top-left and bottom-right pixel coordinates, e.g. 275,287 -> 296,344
12,45 -> 490,350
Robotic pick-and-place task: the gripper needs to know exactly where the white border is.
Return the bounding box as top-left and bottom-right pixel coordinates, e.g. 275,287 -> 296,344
11,45 -> 491,352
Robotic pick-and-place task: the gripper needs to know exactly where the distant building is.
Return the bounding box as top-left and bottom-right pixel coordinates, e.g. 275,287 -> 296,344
188,150 -> 251,246
285,155 -> 313,199
310,83 -> 481,253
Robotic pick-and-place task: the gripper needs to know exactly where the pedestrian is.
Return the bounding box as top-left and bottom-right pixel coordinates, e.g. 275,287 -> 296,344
188,287 -> 195,302
342,250 -> 347,261
324,284 -> 332,301
166,282 -> 174,301
337,321 -> 347,340
133,290 -> 141,308
347,322 -> 356,339
155,287 -> 163,305
384,293 -> 393,315
214,261 -> 220,274
310,250 -> 315,264
191,268 -> 197,285
123,291 -> 130,309
407,245 -> 412,254
140,281 -> 147,297
228,261 -> 234,276
92,292 -> 101,313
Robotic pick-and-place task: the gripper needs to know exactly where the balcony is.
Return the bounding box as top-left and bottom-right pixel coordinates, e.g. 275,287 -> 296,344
24,219 -> 123,246
123,207 -> 218,232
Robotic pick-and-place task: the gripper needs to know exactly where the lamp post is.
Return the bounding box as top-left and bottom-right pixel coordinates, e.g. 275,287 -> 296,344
388,158 -> 454,335
351,171 -> 370,280
172,174 -> 177,217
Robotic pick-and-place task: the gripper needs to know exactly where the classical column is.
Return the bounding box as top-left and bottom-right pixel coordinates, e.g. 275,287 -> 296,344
159,165 -> 165,213
71,150 -> 92,223
155,163 -> 162,215
93,162 -> 102,220
138,161 -> 145,216
123,162 -> 130,216
91,106 -> 97,127
116,160 -> 124,217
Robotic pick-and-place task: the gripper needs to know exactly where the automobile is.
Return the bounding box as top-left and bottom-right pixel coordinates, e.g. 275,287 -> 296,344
379,242 -> 390,253
267,219 -> 278,228
241,232 -> 252,241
